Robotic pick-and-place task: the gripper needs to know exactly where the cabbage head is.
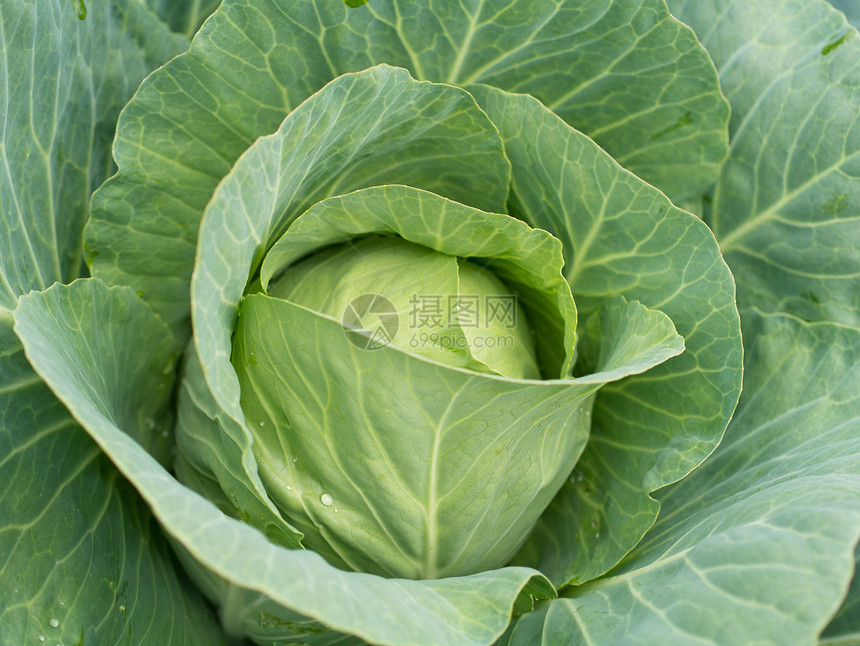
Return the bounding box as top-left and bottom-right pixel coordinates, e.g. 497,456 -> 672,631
4,1 -> 860,645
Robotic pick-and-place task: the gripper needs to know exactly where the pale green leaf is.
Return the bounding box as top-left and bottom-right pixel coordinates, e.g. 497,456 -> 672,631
668,0 -> 860,327
471,85 -> 742,586
503,311 -> 860,646
234,294 -> 592,580
260,186 -> 577,380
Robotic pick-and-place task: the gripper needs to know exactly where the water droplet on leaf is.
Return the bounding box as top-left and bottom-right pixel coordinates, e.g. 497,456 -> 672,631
320,493 -> 333,506
49,618 -> 59,628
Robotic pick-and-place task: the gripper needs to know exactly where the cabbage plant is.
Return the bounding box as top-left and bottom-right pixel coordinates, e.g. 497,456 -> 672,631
1,0 -> 859,645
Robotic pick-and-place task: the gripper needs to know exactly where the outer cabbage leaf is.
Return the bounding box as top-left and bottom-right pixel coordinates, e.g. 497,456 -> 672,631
3,310 -> 224,645
314,0 -> 729,201
668,0 -> 860,328
0,2 -> 220,643
87,0 -> 728,345
501,311 -> 860,646
0,0 -> 185,310
13,278 -> 559,646
470,85 -> 742,586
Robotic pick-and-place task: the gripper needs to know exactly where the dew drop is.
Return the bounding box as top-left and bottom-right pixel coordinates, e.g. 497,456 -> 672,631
595,533 -> 600,539
38,637 -> 45,642
320,493 -> 333,506
292,457 -> 298,463
259,421 -> 265,427
49,618 -> 59,628
285,485 -> 293,491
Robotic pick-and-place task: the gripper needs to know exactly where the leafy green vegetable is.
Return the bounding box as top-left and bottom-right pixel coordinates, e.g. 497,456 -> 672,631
472,86 -> 741,585
14,279 -> 558,645
225,184 -> 681,579
0,0 -> 185,308
1,0 -> 858,644
669,0 -> 860,328
501,310 -> 860,645
86,0 -> 729,343
0,2 -> 221,643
